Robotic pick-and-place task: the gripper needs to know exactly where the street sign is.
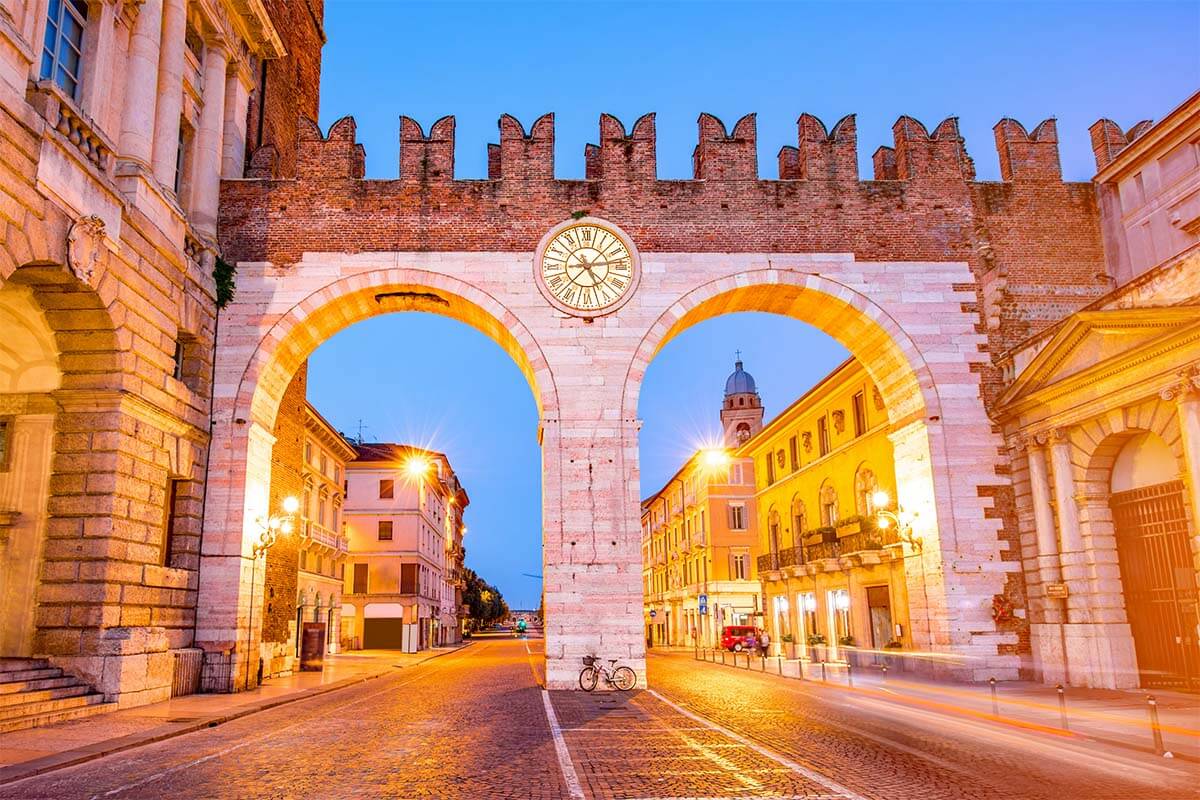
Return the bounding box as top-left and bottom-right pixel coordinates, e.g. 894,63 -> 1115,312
698,593 -> 708,615
1045,582 -> 1069,599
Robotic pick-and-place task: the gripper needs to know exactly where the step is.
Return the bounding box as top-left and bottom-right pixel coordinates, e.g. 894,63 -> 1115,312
0,676 -> 79,695
0,692 -> 105,721
0,698 -> 117,734
0,658 -> 50,673
0,668 -> 63,684
0,683 -> 90,709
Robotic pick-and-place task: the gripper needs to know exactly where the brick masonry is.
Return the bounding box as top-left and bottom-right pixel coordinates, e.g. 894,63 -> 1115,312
203,111 -> 1113,687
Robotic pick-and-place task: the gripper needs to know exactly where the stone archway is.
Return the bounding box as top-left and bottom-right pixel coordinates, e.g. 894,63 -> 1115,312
207,242 -> 1021,689
622,267 -> 1019,678
200,263 -> 560,690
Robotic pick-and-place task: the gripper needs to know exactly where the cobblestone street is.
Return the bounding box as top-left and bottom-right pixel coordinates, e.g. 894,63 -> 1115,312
1,637 -> 1195,799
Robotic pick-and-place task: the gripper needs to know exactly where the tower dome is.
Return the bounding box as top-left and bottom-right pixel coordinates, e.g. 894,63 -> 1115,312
724,359 -> 757,396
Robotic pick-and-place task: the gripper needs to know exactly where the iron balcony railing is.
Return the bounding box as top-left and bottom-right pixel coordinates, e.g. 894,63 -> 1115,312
756,529 -> 899,574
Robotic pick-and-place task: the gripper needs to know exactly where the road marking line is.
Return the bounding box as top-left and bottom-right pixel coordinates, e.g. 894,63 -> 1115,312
81,644 -> 484,800
647,689 -> 868,800
540,690 -> 586,800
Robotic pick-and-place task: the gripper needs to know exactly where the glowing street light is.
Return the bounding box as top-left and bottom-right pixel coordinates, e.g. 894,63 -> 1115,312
405,455 -> 432,480
700,447 -> 731,470
246,494 -> 299,689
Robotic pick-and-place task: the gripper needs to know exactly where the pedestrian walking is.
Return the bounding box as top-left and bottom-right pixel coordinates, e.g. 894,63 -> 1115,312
760,629 -> 771,657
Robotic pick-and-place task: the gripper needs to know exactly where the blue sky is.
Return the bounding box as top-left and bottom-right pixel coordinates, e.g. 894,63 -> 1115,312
309,1 -> 1198,609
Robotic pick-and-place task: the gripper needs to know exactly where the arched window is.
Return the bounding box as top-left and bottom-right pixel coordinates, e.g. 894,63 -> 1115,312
767,508 -> 781,555
736,422 -> 751,444
855,466 -> 879,516
791,496 -> 807,541
819,482 -> 838,527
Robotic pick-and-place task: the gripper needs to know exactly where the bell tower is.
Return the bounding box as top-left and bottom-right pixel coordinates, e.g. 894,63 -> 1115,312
720,353 -> 764,447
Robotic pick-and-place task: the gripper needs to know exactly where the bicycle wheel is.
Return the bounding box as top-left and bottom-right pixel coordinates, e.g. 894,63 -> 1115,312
612,666 -> 637,691
578,666 -> 599,691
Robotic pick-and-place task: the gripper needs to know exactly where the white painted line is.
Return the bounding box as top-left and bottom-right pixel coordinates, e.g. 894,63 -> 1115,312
541,690 -> 586,800
647,689 -> 868,800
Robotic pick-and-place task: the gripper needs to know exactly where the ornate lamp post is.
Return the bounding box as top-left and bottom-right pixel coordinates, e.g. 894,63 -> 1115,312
244,495 -> 299,689
871,490 -> 932,653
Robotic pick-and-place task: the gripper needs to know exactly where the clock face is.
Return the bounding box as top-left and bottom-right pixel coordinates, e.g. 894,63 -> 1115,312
536,221 -> 638,316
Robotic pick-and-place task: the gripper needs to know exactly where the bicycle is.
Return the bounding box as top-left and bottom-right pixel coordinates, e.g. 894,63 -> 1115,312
578,655 -> 637,691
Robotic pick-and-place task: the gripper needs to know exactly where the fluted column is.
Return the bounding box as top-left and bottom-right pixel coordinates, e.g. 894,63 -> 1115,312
221,68 -> 252,179
190,40 -> 230,235
1164,371 -> 1200,524
1025,435 -> 1062,583
1049,428 -> 1082,556
150,0 -> 188,189
118,0 -> 164,166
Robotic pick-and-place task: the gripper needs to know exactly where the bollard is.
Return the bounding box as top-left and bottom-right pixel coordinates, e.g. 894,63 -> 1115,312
989,677 -> 999,716
1056,684 -> 1069,731
846,661 -> 853,687
820,661 -> 827,682
761,654 -> 766,672
797,659 -> 804,681
1147,695 -> 1166,756
778,656 -> 783,676
881,665 -> 888,684
721,649 -> 726,665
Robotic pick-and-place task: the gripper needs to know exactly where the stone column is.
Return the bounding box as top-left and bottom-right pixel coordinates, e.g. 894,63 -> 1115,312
189,40 -> 230,236
1166,375 -> 1200,522
221,67 -> 253,179
150,0 -> 187,189
117,0 -> 164,166
1049,428 -> 1082,555
1026,436 -> 1062,583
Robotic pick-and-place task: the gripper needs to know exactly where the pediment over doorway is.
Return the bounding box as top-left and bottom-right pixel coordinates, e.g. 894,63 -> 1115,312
999,306 -> 1200,406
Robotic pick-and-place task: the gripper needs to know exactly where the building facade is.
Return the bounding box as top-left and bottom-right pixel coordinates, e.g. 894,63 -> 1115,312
296,402 -> 356,655
642,360 -> 763,648
0,0 -> 313,708
744,359 -> 910,663
997,92 -> 1200,692
341,444 -> 465,652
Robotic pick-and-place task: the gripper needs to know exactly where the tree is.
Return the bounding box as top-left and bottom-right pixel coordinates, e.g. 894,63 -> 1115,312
461,567 -> 509,630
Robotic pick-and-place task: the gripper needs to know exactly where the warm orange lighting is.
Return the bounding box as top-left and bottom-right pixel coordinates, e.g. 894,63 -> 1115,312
877,514 -> 892,529
871,489 -> 890,509
700,447 -> 731,469
405,455 -> 432,479
282,496 -> 300,515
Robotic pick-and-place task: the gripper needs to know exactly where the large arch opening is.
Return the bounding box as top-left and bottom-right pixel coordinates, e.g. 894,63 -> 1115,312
200,267 -> 557,690
626,268 -> 1018,680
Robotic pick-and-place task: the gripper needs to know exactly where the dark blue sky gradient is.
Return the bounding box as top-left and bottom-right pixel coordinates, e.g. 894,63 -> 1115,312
308,1 -> 1198,608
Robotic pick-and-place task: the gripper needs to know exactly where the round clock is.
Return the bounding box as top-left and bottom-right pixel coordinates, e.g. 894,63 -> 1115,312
533,218 -> 640,317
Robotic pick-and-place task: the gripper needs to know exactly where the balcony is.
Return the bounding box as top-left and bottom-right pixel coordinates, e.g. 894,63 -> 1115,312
302,519 -> 349,553
803,527 -> 900,566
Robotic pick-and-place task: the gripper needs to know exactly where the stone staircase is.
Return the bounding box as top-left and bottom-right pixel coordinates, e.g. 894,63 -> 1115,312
0,657 -> 117,733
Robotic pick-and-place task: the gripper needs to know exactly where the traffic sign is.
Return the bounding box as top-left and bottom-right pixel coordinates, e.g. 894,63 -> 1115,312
698,594 -> 708,615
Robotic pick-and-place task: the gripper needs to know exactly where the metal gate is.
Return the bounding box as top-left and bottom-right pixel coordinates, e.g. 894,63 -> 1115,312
1110,480 -> 1199,692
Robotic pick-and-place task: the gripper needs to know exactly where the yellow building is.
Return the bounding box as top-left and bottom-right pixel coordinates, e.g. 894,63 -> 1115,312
740,358 -> 911,663
642,359 -> 766,648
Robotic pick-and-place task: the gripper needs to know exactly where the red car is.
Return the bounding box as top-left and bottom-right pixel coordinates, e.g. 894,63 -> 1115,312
720,625 -> 759,652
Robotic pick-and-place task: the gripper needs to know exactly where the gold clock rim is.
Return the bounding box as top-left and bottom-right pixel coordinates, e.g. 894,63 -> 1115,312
533,217 -> 642,318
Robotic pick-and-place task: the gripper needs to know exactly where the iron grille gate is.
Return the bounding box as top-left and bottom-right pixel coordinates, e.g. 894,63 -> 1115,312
1110,480 -> 1199,692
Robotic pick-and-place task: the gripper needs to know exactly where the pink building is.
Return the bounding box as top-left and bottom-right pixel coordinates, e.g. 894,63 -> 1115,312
341,444 -> 466,652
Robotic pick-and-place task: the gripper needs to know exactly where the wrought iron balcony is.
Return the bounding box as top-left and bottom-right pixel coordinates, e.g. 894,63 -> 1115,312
756,552 -> 780,573
803,527 -> 899,561
778,545 -> 805,569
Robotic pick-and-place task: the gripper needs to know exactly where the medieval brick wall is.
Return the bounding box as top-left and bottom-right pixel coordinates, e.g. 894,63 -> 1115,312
243,0 -> 325,178
263,363 -> 308,651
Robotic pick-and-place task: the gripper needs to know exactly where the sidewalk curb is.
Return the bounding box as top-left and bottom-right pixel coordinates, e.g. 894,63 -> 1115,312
0,643 -> 471,787
667,649 -> 1200,765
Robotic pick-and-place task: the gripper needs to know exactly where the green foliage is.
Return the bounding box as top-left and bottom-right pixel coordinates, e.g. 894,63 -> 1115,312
781,633 -> 794,643
806,633 -> 827,646
570,209 -> 589,220
838,635 -> 857,647
213,257 -> 237,308
460,567 -> 510,630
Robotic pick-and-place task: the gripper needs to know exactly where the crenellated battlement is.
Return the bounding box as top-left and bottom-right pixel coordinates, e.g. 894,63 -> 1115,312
1089,117 -> 1153,171
250,111 -> 1120,188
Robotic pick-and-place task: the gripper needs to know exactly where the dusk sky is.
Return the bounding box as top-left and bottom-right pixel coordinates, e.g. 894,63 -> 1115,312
307,0 -> 1198,609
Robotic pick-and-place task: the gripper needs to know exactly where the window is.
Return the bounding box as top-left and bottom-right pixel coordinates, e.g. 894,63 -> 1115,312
817,416 -> 830,456
379,479 -> 394,499
730,463 -> 743,484
352,563 -> 368,593
378,520 -> 393,541
765,453 -> 775,484
820,483 -> 838,526
789,436 -> 799,471
0,418 -> 10,471
305,442 -> 313,463
855,467 -> 879,516
852,391 -> 867,437
162,478 -> 182,566
41,0 -> 88,99
298,550 -> 307,570
317,495 -> 327,525
401,563 -> 418,594
792,497 -> 807,538
728,503 -> 746,530
320,454 -> 328,476
731,553 -> 748,580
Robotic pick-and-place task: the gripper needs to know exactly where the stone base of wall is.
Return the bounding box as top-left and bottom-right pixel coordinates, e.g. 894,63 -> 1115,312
1031,621 -> 1140,689
51,627 -> 173,708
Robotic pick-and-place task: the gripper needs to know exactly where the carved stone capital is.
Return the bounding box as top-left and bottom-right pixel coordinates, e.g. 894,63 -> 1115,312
1161,365 -> 1200,403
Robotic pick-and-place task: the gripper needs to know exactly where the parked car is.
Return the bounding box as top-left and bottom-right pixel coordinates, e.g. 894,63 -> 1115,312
720,625 -> 760,652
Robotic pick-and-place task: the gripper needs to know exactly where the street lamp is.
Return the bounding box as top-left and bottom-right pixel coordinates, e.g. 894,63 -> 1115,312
871,490 -> 922,551
405,455 -> 432,480
700,447 -> 731,470
245,495 -> 299,688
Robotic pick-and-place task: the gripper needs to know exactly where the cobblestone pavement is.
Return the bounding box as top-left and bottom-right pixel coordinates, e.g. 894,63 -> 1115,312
1,638 -> 1195,799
